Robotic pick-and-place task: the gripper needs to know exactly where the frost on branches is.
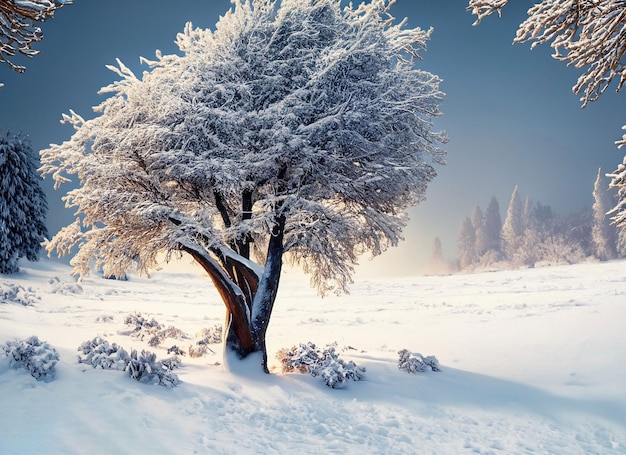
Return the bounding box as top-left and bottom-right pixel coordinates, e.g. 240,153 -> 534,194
40,0 -> 446,374
0,0 -> 72,78
468,1 -> 626,235
0,131 -> 48,274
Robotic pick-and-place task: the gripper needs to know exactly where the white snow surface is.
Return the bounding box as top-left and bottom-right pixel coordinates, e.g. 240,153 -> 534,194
0,258 -> 625,454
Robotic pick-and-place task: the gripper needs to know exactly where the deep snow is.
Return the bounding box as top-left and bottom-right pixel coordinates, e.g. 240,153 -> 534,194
0,259 -> 625,454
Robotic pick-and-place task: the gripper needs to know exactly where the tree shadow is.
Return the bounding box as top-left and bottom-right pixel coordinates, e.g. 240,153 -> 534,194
347,359 -> 626,429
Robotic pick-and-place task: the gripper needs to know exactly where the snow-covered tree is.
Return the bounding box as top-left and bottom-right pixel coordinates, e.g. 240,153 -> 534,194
472,205 -> 488,258
502,186 -> 523,261
431,237 -> 444,263
608,156 -> 626,229
617,227 -> 626,257
426,236 -> 448,274
592,168 -> 617,260
457,216 -> 476,269
40,0 -> 446,373
467,1 -> 626,236
483,196 -> 502,257
522,196 -> 533,229
0,131 -> 48,274
0,0 -> 71,79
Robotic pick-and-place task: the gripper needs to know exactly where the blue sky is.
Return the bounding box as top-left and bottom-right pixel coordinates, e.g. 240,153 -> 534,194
1,1 -> 624,276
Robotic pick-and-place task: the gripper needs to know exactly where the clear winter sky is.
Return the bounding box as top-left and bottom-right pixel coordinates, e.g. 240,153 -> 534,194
1,1 -> 624,277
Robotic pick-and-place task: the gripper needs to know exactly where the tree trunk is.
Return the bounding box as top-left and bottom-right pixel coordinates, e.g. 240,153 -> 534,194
180,244 -> 255,356
251,214 -> 286,373
179,214 -> 285,373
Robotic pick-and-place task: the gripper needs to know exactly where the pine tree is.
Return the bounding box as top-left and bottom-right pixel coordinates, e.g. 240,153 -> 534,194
522,197 -> 533,229
0,131 -> 49,274
592,168 -> 617,261
431,237 -> 444,263
457,216 -> 476,270
473,206 -> 488,258
484,196 -> 502,257
502,186 -> 523,262
427,236 -> 448,274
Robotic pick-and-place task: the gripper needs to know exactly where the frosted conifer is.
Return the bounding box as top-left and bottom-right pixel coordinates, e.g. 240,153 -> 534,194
0,131 -> 48,274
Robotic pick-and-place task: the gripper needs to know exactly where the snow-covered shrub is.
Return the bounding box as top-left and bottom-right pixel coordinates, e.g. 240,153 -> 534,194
46,276 -> 83,295
121,312 -> 161,336
167,345 -> 186,356
95,314 -> 114,323
161,326 -> 189,340
119,313 -> 188,348
2,336 -> 59,381
277,342 -> 366,388
277,342 -> 322,374
195,325 -> 223,345
188,324 -> 222,358
398,349 -> 440,373
77,336 -> 129,370
160,356 -> 182,371
0,282 -> 40,306
77,338 -> 181,387
125,349 -> 181,388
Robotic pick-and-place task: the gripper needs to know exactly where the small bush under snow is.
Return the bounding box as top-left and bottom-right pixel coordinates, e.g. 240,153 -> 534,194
167,345 -> 186,356
46,277 -> 83,295
119,312 -> 189,348
125,349 -> 181,388
2,336 -> 59,381
277,342 -> 366,388
77,336 -> 129,370
188,324 -> 222,358
0,282 -> 40,306
397,349 -> 440,373
77,337 -> 181,387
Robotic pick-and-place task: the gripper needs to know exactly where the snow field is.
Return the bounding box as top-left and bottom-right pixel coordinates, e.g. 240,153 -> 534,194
0,259 -> 625,454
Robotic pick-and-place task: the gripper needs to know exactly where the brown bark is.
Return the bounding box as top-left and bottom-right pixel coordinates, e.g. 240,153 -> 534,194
180,245 -> 254,355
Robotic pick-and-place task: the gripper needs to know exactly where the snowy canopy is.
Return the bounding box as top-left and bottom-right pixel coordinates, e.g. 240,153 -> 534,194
41,0 -> 446,293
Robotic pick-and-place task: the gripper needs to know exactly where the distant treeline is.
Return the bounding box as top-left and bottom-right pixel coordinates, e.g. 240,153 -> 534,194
428,170 -> 624,274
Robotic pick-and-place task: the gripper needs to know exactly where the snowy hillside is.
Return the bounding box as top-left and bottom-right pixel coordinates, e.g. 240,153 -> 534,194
0,259 -> 625,454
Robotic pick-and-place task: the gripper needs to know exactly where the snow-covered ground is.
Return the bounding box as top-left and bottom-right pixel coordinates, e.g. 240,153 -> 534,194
0,258 -> 625,454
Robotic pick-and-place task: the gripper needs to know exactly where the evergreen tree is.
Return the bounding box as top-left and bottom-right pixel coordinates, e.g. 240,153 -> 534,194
502,186 -> 523,261
457,216 -> 476,269
427,236 -> 448,274
484,196 -> 502,256
522,197 -> 533,229
431,237 -> 444,263
617,228 -> 626,257
592,168 -> 617,260
473,206 -> 488,258
0,131 -> 48,274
